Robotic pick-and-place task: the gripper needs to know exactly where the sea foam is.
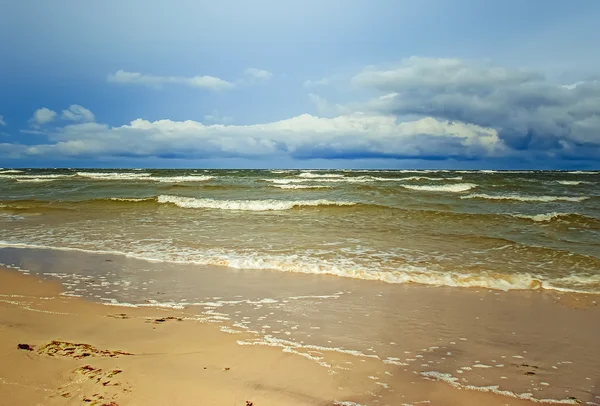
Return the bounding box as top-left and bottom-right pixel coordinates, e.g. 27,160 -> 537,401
156,195 -> 356,211
1,240 -> 598,293
462,194 -> 589,202
401,183 -> 476,193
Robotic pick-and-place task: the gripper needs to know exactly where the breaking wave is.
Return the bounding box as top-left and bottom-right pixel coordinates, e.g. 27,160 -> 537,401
2,240 -> 598,293
400,183 -> 476,193
0,170 -> 24,174
297,172 -> 345,178
156,195 -> 356,211
271,185 -> 331,190
556,180 -> 593,185
75,172 -> 214,182
462,194 -> 589,202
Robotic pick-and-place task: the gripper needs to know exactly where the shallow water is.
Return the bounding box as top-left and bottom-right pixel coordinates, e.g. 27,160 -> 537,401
1,247 -> 599,404
1,169 -> 599,293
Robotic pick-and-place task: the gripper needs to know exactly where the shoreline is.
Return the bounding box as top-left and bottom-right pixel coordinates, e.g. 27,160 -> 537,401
1,265 -> 599,405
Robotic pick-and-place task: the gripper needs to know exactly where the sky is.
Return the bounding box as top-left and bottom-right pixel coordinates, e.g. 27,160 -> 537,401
1,0 -> 600,169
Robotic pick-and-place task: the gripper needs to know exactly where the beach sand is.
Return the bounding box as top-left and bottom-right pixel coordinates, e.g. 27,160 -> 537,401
1,267 -> 598,405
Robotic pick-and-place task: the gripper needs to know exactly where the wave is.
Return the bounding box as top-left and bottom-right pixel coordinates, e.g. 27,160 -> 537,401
264,177 -> 372,184
297,172 -> 345,179
150,176 -> 214,183
566,171 -> 598,174
514,212 -> 579,222
0,170 -> 24,174
75,172 -> 214,182
16,178 -> 56,183
400,183 -> 476,193
2,240 -> 598,294
399,176 -> 464,181
156,195 -> 356,211
271,185 -> 331,190
76,172 -> 152,179
556,180 -> 593,185
462,194 -> 589,202
109,197 -> 155,202
0,174 -> 74,180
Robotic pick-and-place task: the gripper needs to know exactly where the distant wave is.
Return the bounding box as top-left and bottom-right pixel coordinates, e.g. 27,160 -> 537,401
401,183 -> 476,193
566,171 -> 598,174
556,180 -> 593,185
75,172 -> 213,182
399,176 -> 463,181
264,177 -> 372,184
109,197 -> 155,202
462,194 -> 589,202
76,172 -> 152,179
265,176 -> 464,184
513,212 -> 581,222
297,172 -> 345,178
156,195 -> 356,211
0,170 -> 24,174
16,178 -> 56,183
0,174 -> 73,180
271,185 -> 331,190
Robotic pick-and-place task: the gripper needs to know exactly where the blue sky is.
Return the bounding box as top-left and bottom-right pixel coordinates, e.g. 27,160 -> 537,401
1,0 -> 600,169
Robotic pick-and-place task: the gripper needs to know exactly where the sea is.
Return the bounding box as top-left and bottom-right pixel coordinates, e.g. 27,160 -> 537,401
1,168 -> 599,294
1,168 -> 599,404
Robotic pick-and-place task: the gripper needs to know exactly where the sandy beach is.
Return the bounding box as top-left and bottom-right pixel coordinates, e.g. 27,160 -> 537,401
1,265 -> 598,406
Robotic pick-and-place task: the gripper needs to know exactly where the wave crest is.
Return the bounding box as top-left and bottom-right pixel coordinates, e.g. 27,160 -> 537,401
401,183 -> 476,192
462,194 -> 589,202
156,195 -> 355,211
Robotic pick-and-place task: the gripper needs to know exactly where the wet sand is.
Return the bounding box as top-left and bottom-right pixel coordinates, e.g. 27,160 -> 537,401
1,261 -> 599,405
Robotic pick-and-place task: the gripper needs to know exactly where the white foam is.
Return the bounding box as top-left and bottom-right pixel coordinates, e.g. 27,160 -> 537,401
157,195 -> 356,211
151,175 -> 214,183
265,177 -> 373,184
421,371 -> 579,404
0,170 -> 24,174
109,197 -> 154,202
557,180 -> 593,185
462,194 -> 589,202
514,212 -> 576,222
401,183 -> 476,193
2,241 -> 598,294
15,178 -> 56,183
0,174 -> 74,180
76,172 -> 152,179
271,184 -> 331,189
76,172 -> 213,182
399,176 -> 464,181
298,172 -> 345,178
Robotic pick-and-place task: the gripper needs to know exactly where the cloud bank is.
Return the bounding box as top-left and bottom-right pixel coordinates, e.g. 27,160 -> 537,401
350,57 -> 600,160
3,57 -> 599,167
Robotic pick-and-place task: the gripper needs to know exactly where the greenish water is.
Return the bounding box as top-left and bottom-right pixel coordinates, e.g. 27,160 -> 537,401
1,168 -> 599,293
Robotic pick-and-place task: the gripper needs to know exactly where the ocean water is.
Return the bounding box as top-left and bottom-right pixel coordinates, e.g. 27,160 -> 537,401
1,168 -> 599,294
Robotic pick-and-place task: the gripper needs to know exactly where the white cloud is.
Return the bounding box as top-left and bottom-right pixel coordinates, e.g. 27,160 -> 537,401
107,70 -> 234,91
0,115 -> 5,126
10,110 -> 503,161
61,104 -> 95,122
349,57 -> 600,152
244,68 -> 272,81
30,108 -> 57,126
